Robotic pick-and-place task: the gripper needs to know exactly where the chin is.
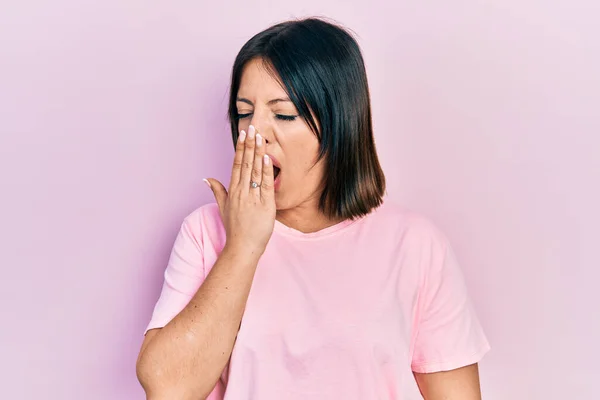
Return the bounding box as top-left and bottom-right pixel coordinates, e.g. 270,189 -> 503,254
273,193 -> 290,211
274,194 -> 283,210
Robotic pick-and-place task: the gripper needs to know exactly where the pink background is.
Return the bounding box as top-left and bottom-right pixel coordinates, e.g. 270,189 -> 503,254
1,1 -> 598,399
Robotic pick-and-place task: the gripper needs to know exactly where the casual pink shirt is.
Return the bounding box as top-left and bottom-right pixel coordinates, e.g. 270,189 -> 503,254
145,198 -> 490,399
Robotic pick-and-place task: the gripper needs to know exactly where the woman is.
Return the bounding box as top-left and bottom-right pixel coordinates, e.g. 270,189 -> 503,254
136,17 -> 490,400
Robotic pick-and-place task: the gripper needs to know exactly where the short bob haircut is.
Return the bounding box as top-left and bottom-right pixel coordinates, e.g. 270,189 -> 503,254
227,17 -> 386,220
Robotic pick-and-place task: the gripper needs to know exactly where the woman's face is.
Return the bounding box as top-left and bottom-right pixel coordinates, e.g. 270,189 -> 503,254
235,58 -> 325,211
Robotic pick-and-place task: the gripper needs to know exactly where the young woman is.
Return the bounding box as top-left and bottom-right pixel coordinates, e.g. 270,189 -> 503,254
136,17 -> 490,400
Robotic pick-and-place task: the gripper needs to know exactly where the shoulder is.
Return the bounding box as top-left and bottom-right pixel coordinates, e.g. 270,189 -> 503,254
182,202 -> 220,225
179,202 -> 224,241
374,201 -> 458,288
371,199 -> 449,248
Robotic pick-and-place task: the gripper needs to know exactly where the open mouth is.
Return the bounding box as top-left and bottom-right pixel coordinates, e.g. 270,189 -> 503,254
274,166 -> 281,180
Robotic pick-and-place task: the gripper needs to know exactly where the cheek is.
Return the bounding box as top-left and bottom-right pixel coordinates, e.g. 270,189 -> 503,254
281,125 -> 322,182
290,134 -> 320,166
292,154 -> 326,189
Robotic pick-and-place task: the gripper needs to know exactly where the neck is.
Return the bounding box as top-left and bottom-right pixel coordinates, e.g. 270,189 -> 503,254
276,203 -> 345,234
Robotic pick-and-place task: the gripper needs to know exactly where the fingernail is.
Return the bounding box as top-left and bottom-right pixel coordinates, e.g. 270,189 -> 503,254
248,125 -> 255,138
239,130 -> 246,143
256,133 -> 263,147
202,178 -> 211,189
263,154 -> 270,165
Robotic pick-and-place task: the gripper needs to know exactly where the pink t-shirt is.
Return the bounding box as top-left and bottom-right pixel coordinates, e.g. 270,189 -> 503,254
145,198 -> 490,399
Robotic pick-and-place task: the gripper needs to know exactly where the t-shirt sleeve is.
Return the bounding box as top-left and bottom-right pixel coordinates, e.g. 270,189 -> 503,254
144,214 -> 206,334
410,232 -> 491,374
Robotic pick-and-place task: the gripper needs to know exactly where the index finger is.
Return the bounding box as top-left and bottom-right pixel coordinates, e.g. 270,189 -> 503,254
230,130 -> 246,190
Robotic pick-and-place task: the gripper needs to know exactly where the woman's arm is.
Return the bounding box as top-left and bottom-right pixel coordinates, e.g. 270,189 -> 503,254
136,245 -> 260,400
414,363 -> 482,400
137,125 -> 275,399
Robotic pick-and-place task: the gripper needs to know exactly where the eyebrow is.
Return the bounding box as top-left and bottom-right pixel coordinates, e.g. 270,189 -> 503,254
236,97 -> 292,106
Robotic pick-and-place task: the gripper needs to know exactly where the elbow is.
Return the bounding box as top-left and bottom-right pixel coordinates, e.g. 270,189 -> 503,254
136,355 -> 211,400
136,353 -> 173,398
136,367 -> 184,400
136,354 -> 158,396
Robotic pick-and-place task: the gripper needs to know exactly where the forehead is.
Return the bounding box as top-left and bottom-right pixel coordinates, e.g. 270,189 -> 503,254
238,58 -> 287,96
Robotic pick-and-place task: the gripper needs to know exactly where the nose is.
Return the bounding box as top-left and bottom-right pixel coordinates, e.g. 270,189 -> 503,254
249,116 -> 272,144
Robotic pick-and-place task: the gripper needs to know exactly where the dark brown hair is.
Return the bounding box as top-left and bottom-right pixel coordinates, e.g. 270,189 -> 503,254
227,17 -> 386,220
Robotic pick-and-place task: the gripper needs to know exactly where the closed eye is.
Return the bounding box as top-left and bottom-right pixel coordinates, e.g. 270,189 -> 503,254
236,113 -> 297,122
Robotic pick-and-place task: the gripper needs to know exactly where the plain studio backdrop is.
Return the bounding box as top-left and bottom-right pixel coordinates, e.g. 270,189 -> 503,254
1,1 -> 598,399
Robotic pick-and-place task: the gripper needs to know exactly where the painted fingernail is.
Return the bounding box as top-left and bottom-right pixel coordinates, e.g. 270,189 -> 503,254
202,178 -> 211,189
263,154 -> 270,165
256,133 -> 263,147
248,125 -> 255,139
239,130 -> 246,143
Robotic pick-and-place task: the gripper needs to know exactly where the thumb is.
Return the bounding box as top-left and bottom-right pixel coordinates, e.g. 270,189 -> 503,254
203,178 -> 227,217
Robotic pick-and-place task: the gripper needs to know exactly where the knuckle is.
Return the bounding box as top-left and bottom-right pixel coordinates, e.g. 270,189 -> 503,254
232,189 -> 243,200
242,161 -> 253,169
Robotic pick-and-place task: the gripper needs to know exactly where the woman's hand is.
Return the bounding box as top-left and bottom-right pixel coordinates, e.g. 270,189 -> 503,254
204,125 -> 276,256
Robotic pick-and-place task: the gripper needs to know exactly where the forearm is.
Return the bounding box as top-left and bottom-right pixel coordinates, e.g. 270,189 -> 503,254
137,245 -> 261,399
